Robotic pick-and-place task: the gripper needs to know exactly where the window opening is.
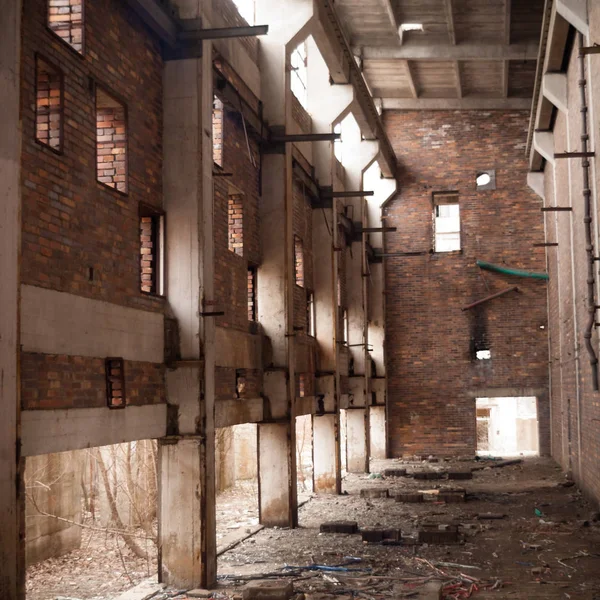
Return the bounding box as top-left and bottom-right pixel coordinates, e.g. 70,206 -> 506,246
228,194 -> 244,255
105,357 -> 125,408
294,236 -> 304,287
334,122 -> 343,163
476,169 -> 496,191
306,290 -> 315,336
291,41 -> 308,109
212,96 -> 224,167
139,205 -> 165,295
35,56 -> 63,152
231,0 -> 255,24
248,266 -> 257,321
48,0 -> 83,54
96,87 -> 127,193
433,192 -> 460,252
341,308 -> 349,344
476,350 -> 491,360
298,373 -> 306,398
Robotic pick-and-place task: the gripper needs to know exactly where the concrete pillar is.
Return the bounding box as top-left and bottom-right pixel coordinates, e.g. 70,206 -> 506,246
345,409 -> 368,473
159,38 -> 216,588
0,0 -> 23,596
258,422 -> 297,527
369,406 -> 386,460
312,414 -> 340,493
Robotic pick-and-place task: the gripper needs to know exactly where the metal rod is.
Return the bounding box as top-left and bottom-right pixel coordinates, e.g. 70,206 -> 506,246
580,46 -> 600,56
461,286 -> 519,311
541,207 -> 572,211
579,32 -> 599,391
377,251 -> 429,257
533,242 -> 559,247
199,311 -> 225,317
321,190 -> 375,198
359,227 -> 398,233
554,151 -> 596,158
178,25 -> 269,41
213,172 -> 233,177
271,133 -> 341,143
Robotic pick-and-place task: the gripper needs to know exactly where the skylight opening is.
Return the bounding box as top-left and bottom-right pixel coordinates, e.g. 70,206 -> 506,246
398,23 -> 424,43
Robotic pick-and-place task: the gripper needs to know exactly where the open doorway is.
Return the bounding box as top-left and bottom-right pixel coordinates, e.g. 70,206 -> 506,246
476,397 -> 539,457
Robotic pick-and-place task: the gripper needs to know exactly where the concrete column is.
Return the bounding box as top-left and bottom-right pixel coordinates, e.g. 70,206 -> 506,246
345,409 -> 368,473
159,41 -> 216,587
312,414 -> 340,493
369,406 -> 386,460
0,0 -> 23,596
258,422 -> 297,527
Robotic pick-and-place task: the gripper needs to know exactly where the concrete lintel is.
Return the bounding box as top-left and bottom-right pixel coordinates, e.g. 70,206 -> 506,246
21,404 -> 168,457
527,172 -> 546,200
533,131 -> 555,165
556,0 -> 589,36
381,97 -> 532,110
466,387 -> 548,398
360,42 -> 539,61
215,398 -> 264,428
542,73 -> 568,113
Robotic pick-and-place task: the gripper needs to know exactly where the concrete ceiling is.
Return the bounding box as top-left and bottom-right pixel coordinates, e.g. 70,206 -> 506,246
334,0 -> 544,109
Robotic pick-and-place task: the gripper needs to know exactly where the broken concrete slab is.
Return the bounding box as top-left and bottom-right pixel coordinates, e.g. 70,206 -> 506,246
360,488 -> 389,498
243,580 -> 294,600
395,492 -> 424,503
320,520 -> 359,534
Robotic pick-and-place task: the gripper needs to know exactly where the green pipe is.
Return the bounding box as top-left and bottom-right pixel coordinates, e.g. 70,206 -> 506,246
476,260 -> 549,280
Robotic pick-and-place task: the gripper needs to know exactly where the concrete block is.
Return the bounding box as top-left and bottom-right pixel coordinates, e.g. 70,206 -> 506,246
413,471 -> 445,480
448,471 -> 473,480
395,493 -> 424,503
418,524 -> 459,544
360,488 -> 389,499
437,491 -> 466,503
243,580 -> 294,600
383,468 -> 407,477
188,590 -> 213,599
320,521 -> 359,534
361,528 -> 384,543
383,528 -> 402,541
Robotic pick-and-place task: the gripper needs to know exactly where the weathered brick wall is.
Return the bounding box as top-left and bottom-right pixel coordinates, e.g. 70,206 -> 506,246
215,367 -> 262,401
213,0 -> 259,64
383,110 -> 549,458
292,95 -> 312,134
21,0 -> 166,410
21,353 -> 165,410
21,0 -> 163,312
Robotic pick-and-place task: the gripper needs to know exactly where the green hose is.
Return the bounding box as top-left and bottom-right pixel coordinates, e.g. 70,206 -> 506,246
476,260 -> 549,280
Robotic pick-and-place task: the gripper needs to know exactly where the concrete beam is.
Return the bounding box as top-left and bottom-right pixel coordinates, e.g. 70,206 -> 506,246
542,73 -> 568,113
360,43 -> 539,61
20,285 -> 164,363
381,97 -> 532,110
21,405 -> 167,457
527,172 -> 546,200
556,0 -> 589,36
0,0 -> 23,595
533,131 -> 555,165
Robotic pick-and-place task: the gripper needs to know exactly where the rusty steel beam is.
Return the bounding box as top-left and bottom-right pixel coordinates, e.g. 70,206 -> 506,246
461,286 -> 519,312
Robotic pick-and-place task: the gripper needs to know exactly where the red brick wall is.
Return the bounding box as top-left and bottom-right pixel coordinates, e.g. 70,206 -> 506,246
21,353 -> 165,410
215,367 -> 262,401
21,0 -> 163,313
383,110 -> 549,457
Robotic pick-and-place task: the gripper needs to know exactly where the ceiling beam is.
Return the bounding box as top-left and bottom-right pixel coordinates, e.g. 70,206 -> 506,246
504,0 -> 511,45
454,62 -> 462,98
380,0 -> 398,34
360,43 -> 538,61
124,0 -> 179,46
381,97 -> 532,110
445,0 -> 456,45
502,60 -> 509,97
405,61 -> 418,98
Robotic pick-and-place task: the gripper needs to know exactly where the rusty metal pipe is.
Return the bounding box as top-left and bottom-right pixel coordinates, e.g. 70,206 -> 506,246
461,286 -> 519,311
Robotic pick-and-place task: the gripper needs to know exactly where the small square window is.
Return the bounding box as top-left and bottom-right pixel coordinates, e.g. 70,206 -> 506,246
476,170 -> 496,191
139,204 -> 165,296
35,56 -> 63,152
476,350 -> 491,360
433,192 -> 460,253
48,0 -> 84,54
96,87 -> 127,193
294,235 -> 304,287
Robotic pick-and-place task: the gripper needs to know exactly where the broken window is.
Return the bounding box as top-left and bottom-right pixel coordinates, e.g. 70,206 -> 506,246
96,87 -> 127,193
35,56 -> 63,152
105,357 -> 125,408
433,192 -> 460,253
212,96 -> 224,167
291,41 -> 308,109
476,170 -> 496,191
306,290 -> 315,336
248,265 -> 257,321
139,204 -> 165,296
228,194 -> 244,255
48,0 -> 84,54
294,235 -> 304,287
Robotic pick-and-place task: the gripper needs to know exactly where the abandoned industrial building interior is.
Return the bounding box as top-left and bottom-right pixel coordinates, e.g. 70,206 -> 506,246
6,0 -> 600,598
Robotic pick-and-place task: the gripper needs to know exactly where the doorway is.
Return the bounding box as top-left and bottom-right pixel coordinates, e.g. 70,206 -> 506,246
476,397 -> 539,457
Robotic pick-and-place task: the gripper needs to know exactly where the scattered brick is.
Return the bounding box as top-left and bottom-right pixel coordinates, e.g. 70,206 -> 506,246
243,581 -> 294,600
448,471 -> 473,480
360,488 -> 389,499
413,471 -> 445,480
437,491 -> 466,503
383,468 -> 407,477
320,521 -> 358,534
418,524 -> 459,544
395,493 -> 424,503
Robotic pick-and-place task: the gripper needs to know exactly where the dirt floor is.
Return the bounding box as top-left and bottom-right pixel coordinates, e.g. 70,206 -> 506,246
27,457 -> 600,599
